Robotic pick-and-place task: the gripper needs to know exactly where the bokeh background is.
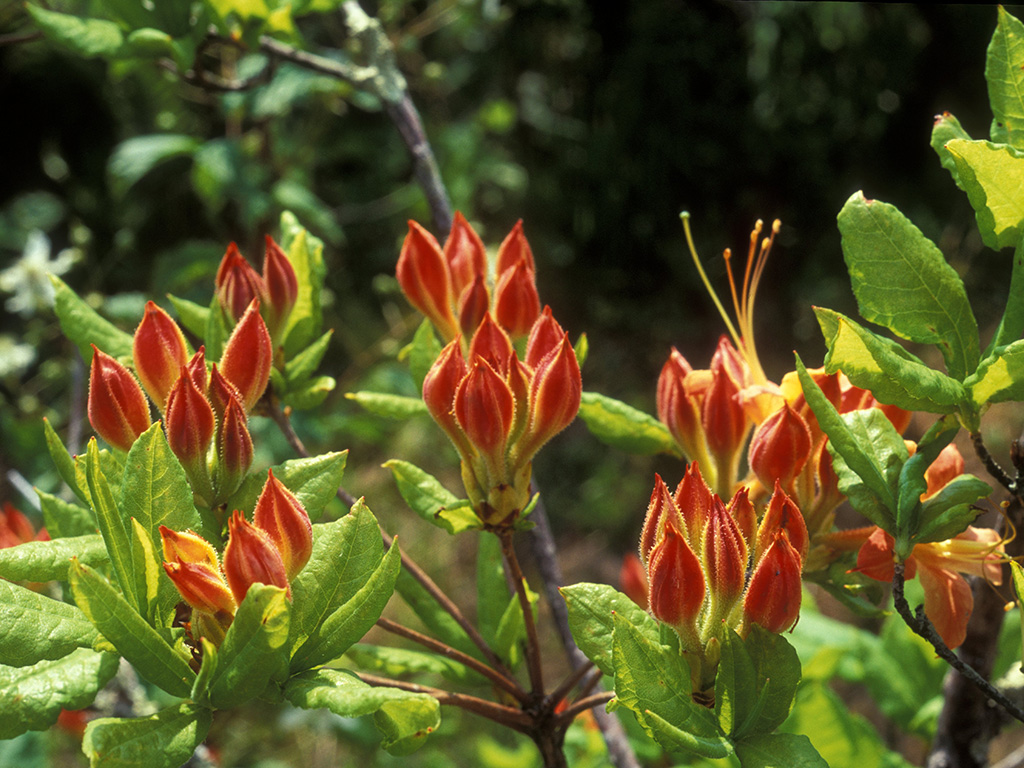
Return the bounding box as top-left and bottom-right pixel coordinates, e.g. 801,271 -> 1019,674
1,3 -> 1022,765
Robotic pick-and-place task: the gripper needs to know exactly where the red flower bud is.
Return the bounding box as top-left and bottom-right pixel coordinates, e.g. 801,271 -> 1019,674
184,347 -> 207,393
443,211 -> 487,298
454,356 -> 515,457
647,517 -> 705,629
748,403 -> 812,494
703,497 -> 748,606
620,553 -> 649,610
726,486 -> 757,548
494,258 -> 541,338
165,366 -> 215,479
755,482 -> 809,562
457,274 -> 490,338
640,474 -> 678,565
219,299 -> 272,412
223,510 -> 289,604
396,221 -> 458,340
657,347 -> 704,460
163,561 -> 237,616
207,363 -> 243,425
159,526 -> 219,570
87,346 -> 151,452
468,313 -> 515,376
702,341 -> 750,468
672,462 -> 715,544
520,333 -> 581,458
252,469 -> 312,580
215,396 -> 254,500
422,339 -> 471,453
524,306 -> 565,369
744,531 -> 803,633
133,301 -> 188,409
262,235 -> 299,340
216,242 -> 266,323
495,220 -> 535,275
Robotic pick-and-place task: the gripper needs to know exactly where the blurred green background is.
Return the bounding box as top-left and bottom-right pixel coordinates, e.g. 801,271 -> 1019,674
0,3 -> 1020,764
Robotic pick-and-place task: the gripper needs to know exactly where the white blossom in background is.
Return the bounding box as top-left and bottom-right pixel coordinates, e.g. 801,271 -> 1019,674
0,230 -> 80,317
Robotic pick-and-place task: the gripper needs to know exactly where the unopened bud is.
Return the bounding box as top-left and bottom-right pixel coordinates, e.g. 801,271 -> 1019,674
133,301 -> 188,409
647,518 -> 705,630
453,356 -> 515,457
87,346 -> 151,452
219,299 -> 272,412
223,510 -> 289,604
262,236 -> 298,341
495,220 -> 535,275
163,560 -> 237,616
748,403 -> 812,494
457,274 -> 490,338
524,306 -> 564,369
215,396 -> 254,501
252,469 -> 312,580
397,221 -> 458,340
443,212 -> 487,298
493,258 -> 541,338
744,532 -> 802,633
216,243 -> 266,323
519,333 -> 581,458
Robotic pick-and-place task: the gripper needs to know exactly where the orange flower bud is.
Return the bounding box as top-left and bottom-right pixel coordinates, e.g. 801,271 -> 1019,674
647,518 -> 704,629
702,498 -> 748,607
219,299 -> 272,412
672,462 -> 715,544
223,510 -> 289,604
262,235 -> 298,340
639,474 -> 677,565
207,363 -> 243,425
87,346 -> 151,452
252,469 -> 312,580
184,347 -> 207,393
505,354 -> 533,446
620,553 -> 649,610
493,258 -> 541,338
468,313 -> 515,376
133,301 -> 188,409
524,306 -> 564,369
702,340 -> 750,469
422,339 -> 471,453
159,526 -> 219,570
748,403 -> 812,494
520,333 -> 581,457
163,561 -> 237,616
165,367 -> 215,499
495,220 -> 535,275
215,396 -> 254,500
396,221 -> 458,340
656,347 -> 704,461
443,212 -> 487,298
744,532 -> 803,633
454,356 -> 515,457
216,242 -> 266,323
726,486 -> 757,548
755,482 -> 809,562
457,274 -> 490,338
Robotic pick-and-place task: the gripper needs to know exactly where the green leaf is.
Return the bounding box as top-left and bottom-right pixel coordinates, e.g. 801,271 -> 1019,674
987,7 -> 1024,150
283,374 -> 336,410
290,539 -> 400,671
815,308 -> 964,413
346,391 -> 428,419
50,275 -> 134,363
836,191 -> 980,380
577,391 -> 677,455
225,451 -> 348,522
0,580 -> 99,667
406,319 -> 442,392
70,560 -> 195,698
42,418 -> 89,505
492,587 -> 531,669
0,534 -> 107,582
476,534 -> 508,648
987,237 -> 1024,356
383,460 -> 481,535
129,517 -> 164,625
742,626 -> 802,736
209,584 -> 290,709
203,292 -> 230,362
966,339 -> 1024,406
167,294 -> 209,341
1011,562 -> 1024,674
611,615 -> 730,758
36,489 -> 96,539
715,630 -> 758,738
280,213 -> 326,357
931,111 -> 973,185
895,417 -> 959,549
25,6 -> 124,58
82,702 -> 213,768
946,139 -> 1024,251
85,439 -> 136,603
796,356 -> 898,530
108,135 -> 200,198
190,639 -> 218,706
345,643 -> 475,684
285,667 -> 440,753
562,582 -> 660,677
0,649 -> 118,740
284,329 -> 333,384
734,732 -> 828,768
915,474 -> 991,544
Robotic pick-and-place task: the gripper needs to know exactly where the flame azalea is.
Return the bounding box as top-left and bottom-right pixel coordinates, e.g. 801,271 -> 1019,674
853,525 -> 1004,649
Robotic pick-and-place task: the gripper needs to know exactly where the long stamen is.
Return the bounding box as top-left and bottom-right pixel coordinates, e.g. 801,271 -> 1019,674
680,212 -> 742,348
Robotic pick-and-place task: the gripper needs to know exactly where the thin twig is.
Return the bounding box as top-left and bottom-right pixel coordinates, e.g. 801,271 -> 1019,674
357,672 -> 534,732
892,561 -> 1024,724
267,400 -> 357,506
383,94 -> 452,233
554,691 -> 615,728
376,616 -> 527,702
971,431 -> 1019,498
547,659 -> 596,709
498,529 -> 545,696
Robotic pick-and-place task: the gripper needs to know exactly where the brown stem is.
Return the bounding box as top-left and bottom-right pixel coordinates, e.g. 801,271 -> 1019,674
548,660 -> 596,709
376,617 -> 527,702
498,529 -> 545,695
383,94 -> 452,234
971,431 -> 1020,499
555,692 -> 616,728
356,672 -> 534,732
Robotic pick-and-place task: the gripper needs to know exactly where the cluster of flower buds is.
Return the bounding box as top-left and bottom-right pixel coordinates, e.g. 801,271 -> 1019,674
88,298 -> 272,508
160,470 -> 312,646
396,212 -> 541,342
423,308 -> 581,526
215,237 -> 299,346
638,463 -> 807,694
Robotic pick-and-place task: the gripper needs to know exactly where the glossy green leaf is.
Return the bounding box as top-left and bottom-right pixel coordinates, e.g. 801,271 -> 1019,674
395,567 -> 480,660
226,451 -> 348,522
50,275 -> 133,363
285,667 -> 440,752
346,391 -> 428,419
203,292 -> 229,362
283,374 -> 336,410
121,28 -> 176,60
284,329 -> 333,384
383,460 -> 480,534
0,580 -> 99,667
167,294 -> 209,341
931,111 -> 972,185
42,418 -> 89,505
82,702 -> 212,768
716,630 -> 758,738
611,615 -> 730,758
492,587 -> 531,669
743,626 -> 802,736
108,135 -> 201,198
0,649 -> 118,740
836,191 -> 979,380
345,643 -> 474,684
291,540 -> 400,670
1011,562 -> 1024,674
190,639 -> 218,706
947,139 -> 1024,251
25,6 -> 124,58
734,732 -> 828,768
562,582 -> 660,677
70,560 -> 195,698
987,7 -> 1024,149
209,584 -> 290,709
85,439 -> 135,603
0,534 -> 107,582
896,416 -> 959,549
987,237 -> 1024,356
815,308 -> 964,413
915,474 -> 991,544
577,391 -> 677,456
966,339 -> 1024,407
129,517 -> 163,624
406,319 -> 442,392
36,489 -> 96,539
280,212 -> 326,357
